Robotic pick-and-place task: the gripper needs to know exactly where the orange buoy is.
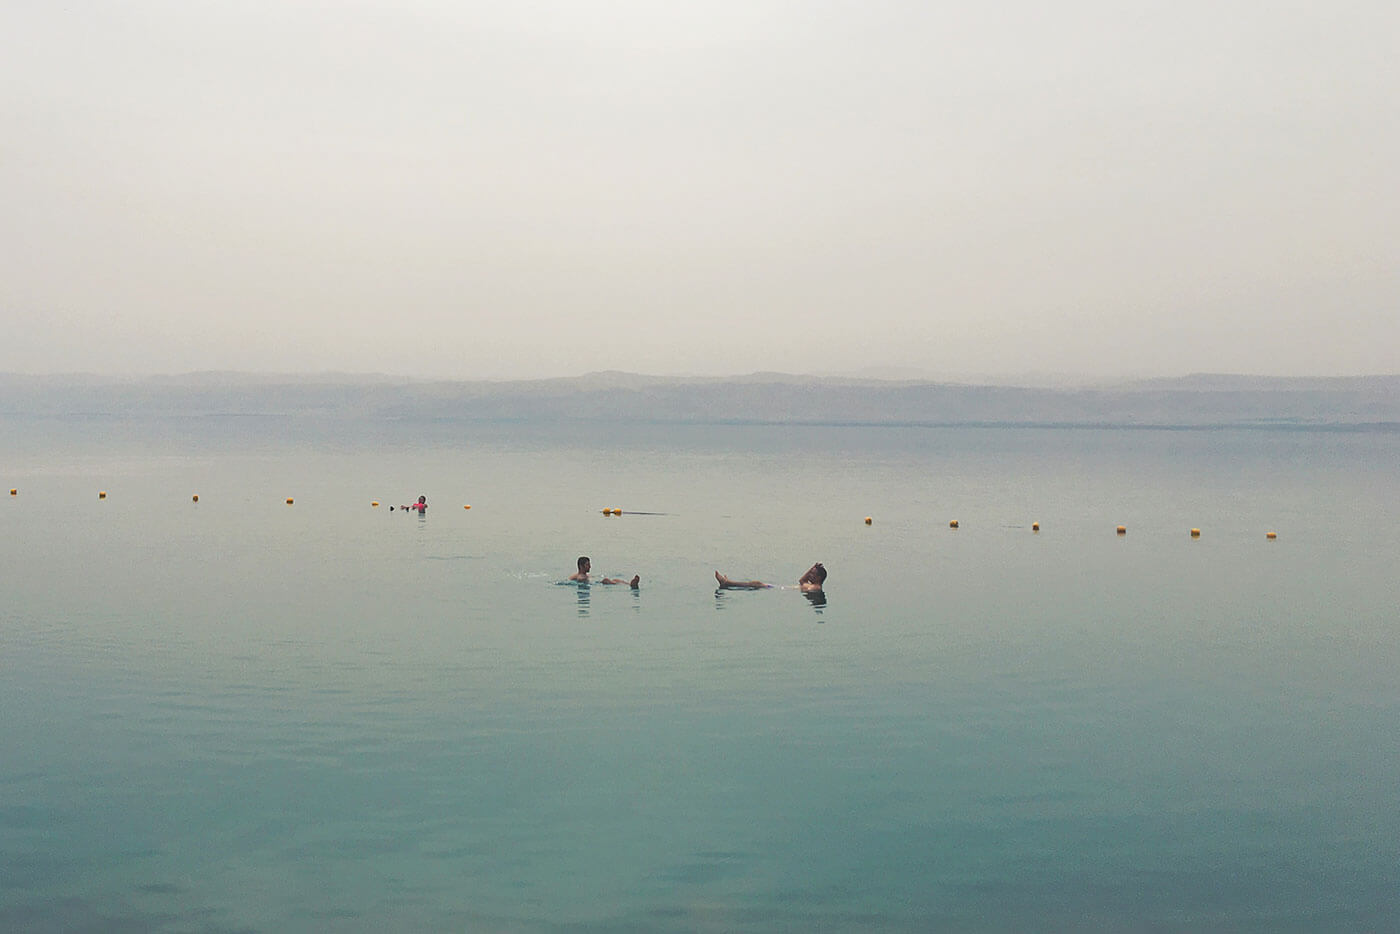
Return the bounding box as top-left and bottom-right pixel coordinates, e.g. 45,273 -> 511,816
286,498 -> 294,505
949,519 -> 959,529
99,491 -> 107,499
864,516 -> 872,525
1031,521 -> 1040,532
1266,531 -> 1278,540
463,504 -> 471,510
192,494 -> 199,502
1116,525 -> 1126,535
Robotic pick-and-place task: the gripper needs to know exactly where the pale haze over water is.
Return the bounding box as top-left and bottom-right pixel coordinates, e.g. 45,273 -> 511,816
3,2 -> 1398,923
3,0 -> 1397,380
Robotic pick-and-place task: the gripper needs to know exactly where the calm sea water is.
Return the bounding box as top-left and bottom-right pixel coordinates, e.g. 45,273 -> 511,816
2,417 -> 1398,932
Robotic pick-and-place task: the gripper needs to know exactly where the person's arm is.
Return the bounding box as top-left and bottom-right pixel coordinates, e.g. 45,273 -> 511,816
716,572 -> 769,589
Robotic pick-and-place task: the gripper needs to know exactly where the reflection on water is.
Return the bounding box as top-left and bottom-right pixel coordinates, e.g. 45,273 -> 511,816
557,580 -> 591,617
712,586 -> 826,618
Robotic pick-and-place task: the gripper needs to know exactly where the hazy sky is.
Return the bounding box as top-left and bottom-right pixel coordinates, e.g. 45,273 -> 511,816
3,0 -> 1396,380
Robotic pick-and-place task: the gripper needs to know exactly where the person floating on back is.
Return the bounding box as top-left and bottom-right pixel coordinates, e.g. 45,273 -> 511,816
569,556 -> 639,588
715,562 -> 826,593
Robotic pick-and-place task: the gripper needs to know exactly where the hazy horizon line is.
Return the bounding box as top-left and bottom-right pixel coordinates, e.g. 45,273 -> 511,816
3,368 -> 1399,388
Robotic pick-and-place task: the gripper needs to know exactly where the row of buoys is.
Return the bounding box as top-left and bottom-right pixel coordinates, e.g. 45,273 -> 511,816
860,515 -> 1278,539
1,491 -> 1283,539
1111,524 -> 1279,539
10,491 -> 475,509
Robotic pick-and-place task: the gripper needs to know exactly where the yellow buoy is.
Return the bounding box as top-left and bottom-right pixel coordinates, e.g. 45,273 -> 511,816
1116,525 -> 1126,535
371,501 -> 379,507
1266,531 -> 1278,540
192,494 -> 199,503
1190,528 -> 1200,537
99,491 -> 106,499
602,508 -> 612,515
463,504 -> 471,510
865,516 -> 872,525
1031,522 -> 1040,532
613,508 -> 623,515
949,519 -> 959,529
286,497 -> 294,505
9,489 -> 15,496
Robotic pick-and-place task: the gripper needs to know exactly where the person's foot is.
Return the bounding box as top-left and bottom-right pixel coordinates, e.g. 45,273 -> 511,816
715,571 -> 727,586
630,575 -> 640,589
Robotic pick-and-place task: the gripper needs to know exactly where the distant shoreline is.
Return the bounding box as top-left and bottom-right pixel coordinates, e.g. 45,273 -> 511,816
1,371 -> 1397,428
1,414 -> 1396,435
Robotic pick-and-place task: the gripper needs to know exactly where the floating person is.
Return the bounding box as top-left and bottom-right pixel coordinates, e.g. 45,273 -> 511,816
715,562 -> 826,593
569,556 -> 639,588
400,495 -> 427,513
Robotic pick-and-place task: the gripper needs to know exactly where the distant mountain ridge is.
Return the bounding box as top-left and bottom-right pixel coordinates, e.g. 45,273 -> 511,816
1,372 -> 1397,427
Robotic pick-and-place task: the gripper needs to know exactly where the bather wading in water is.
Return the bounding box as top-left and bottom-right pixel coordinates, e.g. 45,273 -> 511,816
569,556 -> 639,588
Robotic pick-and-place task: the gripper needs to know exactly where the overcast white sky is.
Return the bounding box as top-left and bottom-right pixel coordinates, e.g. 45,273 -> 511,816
2,0 -> 1396,380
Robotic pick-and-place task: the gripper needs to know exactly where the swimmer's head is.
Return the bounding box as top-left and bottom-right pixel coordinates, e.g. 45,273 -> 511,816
418,495 -> 426,504
801,563 -> 827,585
578,556 -> 590,572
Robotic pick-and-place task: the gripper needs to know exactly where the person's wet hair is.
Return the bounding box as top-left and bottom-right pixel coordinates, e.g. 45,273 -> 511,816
578,556 -> 590,571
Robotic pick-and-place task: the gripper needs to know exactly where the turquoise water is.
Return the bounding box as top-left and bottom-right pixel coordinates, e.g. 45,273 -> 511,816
3,418 -> 1399,931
